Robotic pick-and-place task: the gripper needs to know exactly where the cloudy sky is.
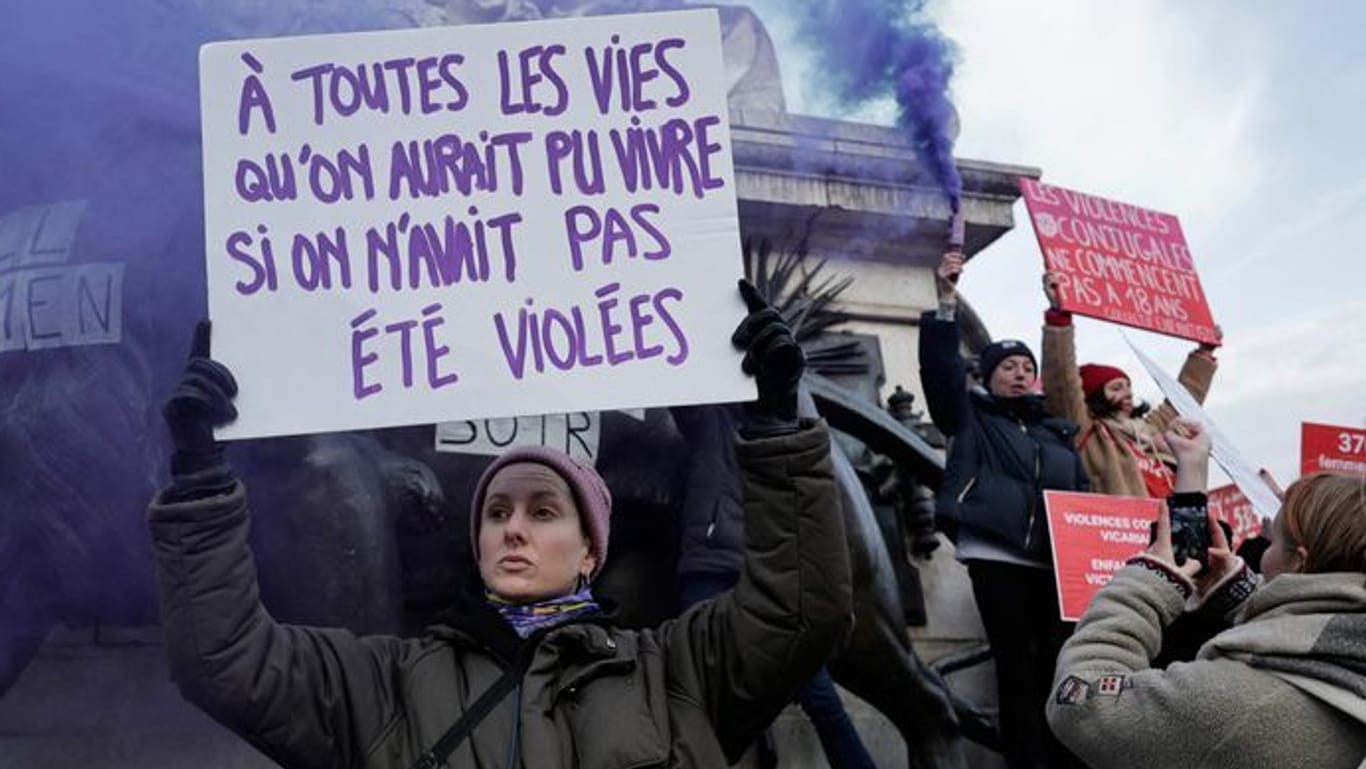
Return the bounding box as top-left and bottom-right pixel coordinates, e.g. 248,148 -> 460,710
750,0 -> 1366,487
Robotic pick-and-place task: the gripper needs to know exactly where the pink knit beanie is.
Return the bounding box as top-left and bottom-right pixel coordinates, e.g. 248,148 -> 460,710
470,446 -> 612,579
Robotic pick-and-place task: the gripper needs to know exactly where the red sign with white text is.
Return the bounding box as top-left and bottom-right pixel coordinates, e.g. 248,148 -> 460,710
1206,483 -> 1263,552
1301,422 -> 1366,476
1044,491 -> 1161,621
1019,179 -> 1218,345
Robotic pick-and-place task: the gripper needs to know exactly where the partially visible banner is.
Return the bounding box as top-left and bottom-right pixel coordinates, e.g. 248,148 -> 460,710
1206,483 -> 1263,551
1020,179 -> 1217,345
1301,422 -> 1366,476
1045,490 -> 1160,622
436,412 -> 601,462
0,200 -> 125,352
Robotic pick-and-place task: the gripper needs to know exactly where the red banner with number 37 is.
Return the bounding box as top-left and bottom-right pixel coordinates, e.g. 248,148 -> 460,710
1301,422 -> 1366,476
1019,179 -> 1219,345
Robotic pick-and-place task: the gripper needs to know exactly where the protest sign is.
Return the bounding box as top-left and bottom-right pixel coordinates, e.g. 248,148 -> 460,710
1045,490 -> 1161,621
0,200 -> 124,352
1125,332 -> 1282,520
200,10 -> 750,440
1301,422 -> 1366,476
1206,483 -> 1263,551
1020,179 -> 1218,345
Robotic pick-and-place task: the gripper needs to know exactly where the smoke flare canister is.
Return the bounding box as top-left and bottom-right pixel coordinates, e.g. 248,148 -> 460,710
948,207 -> 965,250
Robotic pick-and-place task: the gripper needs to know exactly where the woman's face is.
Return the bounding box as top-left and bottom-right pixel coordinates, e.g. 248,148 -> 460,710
988,355 -> 1037,397
1103,377 -> 1134,417
477,462 -> 595,603
1260,512 -> 1306,580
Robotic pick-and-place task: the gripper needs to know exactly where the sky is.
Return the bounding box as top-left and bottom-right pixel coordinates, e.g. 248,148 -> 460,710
749,0 -> 1366,488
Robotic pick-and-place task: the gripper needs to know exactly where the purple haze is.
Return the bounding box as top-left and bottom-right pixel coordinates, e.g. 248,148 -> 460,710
549,0 -> 964,209
786,0 -> 962,211
0,0 -> 418,692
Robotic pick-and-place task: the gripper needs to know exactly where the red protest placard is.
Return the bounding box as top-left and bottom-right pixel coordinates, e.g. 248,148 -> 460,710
1206,483 -> 1263,551
1301,422 -> 1366,476
1019,179 -> 1218,345
1044,491 -> 1160,621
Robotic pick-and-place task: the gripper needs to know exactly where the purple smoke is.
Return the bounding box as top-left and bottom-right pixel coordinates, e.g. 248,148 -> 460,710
786,0 -> 962,211
0,0 -> 413,691
550,1 -> 964,212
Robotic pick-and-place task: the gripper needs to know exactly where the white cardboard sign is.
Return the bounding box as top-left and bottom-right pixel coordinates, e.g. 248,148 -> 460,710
1123,332 -> 1282,519
200,10 -> 751,440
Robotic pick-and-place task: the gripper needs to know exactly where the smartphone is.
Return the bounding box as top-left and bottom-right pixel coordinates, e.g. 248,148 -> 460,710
1169,504 -> 1211,568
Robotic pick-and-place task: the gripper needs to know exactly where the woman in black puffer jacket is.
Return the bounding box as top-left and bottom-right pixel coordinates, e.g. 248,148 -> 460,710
918,251 -> 1089,769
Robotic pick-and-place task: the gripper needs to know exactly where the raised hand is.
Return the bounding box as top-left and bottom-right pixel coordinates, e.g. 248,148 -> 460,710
1199,324 -> 1224,353
936,251 -> 964,300
164,320 -> 239,458
1043,271 -> 1063,310
1165,416 -> 1212,464
1191,509 -> 1243,598
732,279 -> 804,425
162,321 -> 240,500
1165,417 -> 1211,494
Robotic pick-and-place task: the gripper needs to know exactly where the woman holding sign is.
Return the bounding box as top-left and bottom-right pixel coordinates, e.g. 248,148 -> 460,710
1041,271 -> 1220,499
920,252 -> 1090,769
147,281 -> 853,769
1048,417 -> 1366,769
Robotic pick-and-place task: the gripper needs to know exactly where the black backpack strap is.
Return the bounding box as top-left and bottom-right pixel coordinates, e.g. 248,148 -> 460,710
408,651 -> 530,769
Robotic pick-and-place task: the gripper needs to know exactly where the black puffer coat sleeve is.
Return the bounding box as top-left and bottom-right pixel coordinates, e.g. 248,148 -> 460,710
917,311 -> 968,436
148,483 -> 408,769
662,420 -> 852,762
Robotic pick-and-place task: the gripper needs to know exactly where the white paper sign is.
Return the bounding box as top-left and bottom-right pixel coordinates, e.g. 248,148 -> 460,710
1124,332 -> 1281,519
200,10 -> 751,440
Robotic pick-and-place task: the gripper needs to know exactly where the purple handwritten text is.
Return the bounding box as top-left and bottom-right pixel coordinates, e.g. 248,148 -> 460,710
497,44 -> 568,116
365,208 -> 522,293
349,302 -> 460,400
564,203 -> 670,271
291,54 -> 469,126
388,131 -> 531,200
491,282 -> 687,379
584,35 -> 690,114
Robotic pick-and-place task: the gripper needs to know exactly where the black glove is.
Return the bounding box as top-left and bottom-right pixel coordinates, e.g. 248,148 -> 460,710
906,484 -> 942,559
910,531 -> 942,559
162,320 -> 239,501
732,279 -> 804,435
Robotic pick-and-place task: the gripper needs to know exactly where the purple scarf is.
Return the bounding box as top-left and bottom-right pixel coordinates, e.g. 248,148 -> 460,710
487,586 -> 601,638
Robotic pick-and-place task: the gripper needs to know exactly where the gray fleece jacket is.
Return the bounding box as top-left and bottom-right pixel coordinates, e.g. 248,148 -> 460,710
1048,564 -> 1366,769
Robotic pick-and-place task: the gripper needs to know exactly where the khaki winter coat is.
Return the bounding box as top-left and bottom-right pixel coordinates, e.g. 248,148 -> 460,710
1042,321 -> 1216,497
1048,565 -> 1366,769
148,421 -> 851,769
